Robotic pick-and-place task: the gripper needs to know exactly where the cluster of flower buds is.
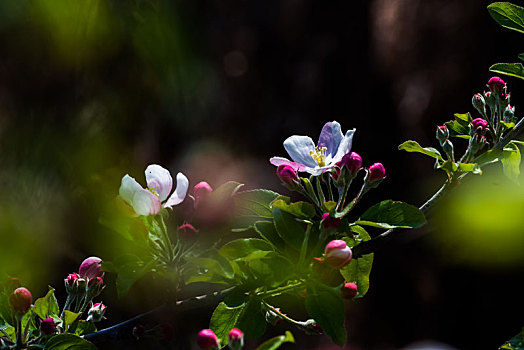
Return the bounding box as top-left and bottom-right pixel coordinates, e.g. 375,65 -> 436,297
65,257 -> 105,299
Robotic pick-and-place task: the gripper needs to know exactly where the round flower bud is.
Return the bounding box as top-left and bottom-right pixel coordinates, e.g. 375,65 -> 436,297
276,164 -> 299,188
321,213 -> 341,229
472,93 -> 487,117
487,76 -> 506,92
178,223 -> 198,241
87,277 -> 104,298
194,182 -> 213,207
436,125 -> 449,143
341,282 -> 358,299
64,273 -> 79,294
79,257 -> 104,280
228,328 -> 244,350
471,118 -> 488,131
197,329 -> 219,350
86,302 -> 107,323
40,318 -> 57,335
368,163 -> 386,182
337,152 -> 362,175
9,287 -> 32,316
324,240 -> 352,269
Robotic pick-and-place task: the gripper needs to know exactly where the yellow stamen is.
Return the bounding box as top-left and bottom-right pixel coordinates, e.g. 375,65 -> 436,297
148,186 -> 159,197
310,146 -> 328,167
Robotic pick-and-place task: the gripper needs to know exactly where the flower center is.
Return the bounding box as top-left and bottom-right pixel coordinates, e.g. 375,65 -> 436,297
148,186 -> 159,197
310,146 -> 327,167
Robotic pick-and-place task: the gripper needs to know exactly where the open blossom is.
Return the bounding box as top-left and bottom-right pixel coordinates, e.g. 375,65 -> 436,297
270,121 -> 355,176
119,164 -> 189,216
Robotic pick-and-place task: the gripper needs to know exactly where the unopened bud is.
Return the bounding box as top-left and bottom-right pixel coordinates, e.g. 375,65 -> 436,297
337,152 -> 362,175
87,277 -> 104,298
341,282 -> 358,299
79,257 -> 104,280
40,318 -> 57,335
442,139 -> 454,161
228,328 -> 244,350
9,287 -> 32,316
276,164 -> 300,190
436,125 -> 449,144
64,273 -> 79,294
487,76 -> 506,92
194,182 -> 213,207
197,329 -> 219,350
472,93 -> 487,117
178,223 -> 198,241
87,302 -> 107,323
324,240 -> 352,269
504,105 -> 516,123
471,118 -> 488,132
366,163 -> 386,182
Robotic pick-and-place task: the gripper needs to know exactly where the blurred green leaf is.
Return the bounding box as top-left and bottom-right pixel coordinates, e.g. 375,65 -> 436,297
102,255 -> 155,297
474,149 -> 503,166
519,53 -> 524,61
305,287 -> 346,346
253,221 -> 286,251
321,201 -> 337,214
209,181 -> 244,203
74,321 -> 96,336
186,249 -> 235,284
458,163 -> 482,174
272,199 -> 315,219
233,190 -> 279,230
488,2 -> 524,33
45,333 -> 97,350
34,288 -> 59,320
398,141 -> 443,161
502,142 -> 521,183
490,63 -> 524,80
356,200 -> 426,229
220,239 -> 274,261
235,298 -> 266,339
256,331 -> 295,350
272,208 -> 305,249
210,302 -> 245,348
499,327 -> 524,349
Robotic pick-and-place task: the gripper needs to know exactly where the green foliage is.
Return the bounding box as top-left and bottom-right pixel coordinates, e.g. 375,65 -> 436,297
63,311 -> 81,332
185,249 -> 235,284
219,239 -> 274,261
490,63 -> 524,80
272,208 -> 306,249
233,189 -> 280,230
357,200 -> 426,229
398,141 -> 443,161
341,229 -> 374,297
305,286 -> 346,346
445,113 -> 473,138
253,221 -> 286,252
256,331 -> 295,350
45,333 -> 97,350
73,320 -> 96,336
272,199 -> 316,219
488,2 -> 524,34
502,142 -> 521,183
500,327 -> 524,349
235,298 -> 266,339
210,302 -> 244,347
102,255 -> 155,297
34,288 -> 60,320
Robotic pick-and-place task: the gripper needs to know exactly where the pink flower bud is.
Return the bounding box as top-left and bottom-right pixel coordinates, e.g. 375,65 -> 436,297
178,223 -> 198,241
79,257 -> 104,280
40,318 -> 57,335
368,163 -> 386,182
9,287 -> 32,316
65,273 -> 78,287
197,329 -> 219,350
194,182 -> 213,206
337,152 -> 362,174
276,164 -> 299,186
228,328 -> 244,349
471,118 -> 488,131
321,213 -> 341,229
341,282 -> 358,299
87,302 -> 107,323
487,76 -> 506,92
324,240 -> 352,268
439,125 -> 447,131
87,277 -> 104,297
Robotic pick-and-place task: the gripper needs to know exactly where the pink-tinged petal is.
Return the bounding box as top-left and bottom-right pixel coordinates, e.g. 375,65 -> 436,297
119,175 -> 143,206
318,121 -> 343,158
283,135 -> 318,168
332,129 -> 356,163
269,157 -> 307,172
145,164 -> 173,202
132,188 -> 162,216
164,172 -> 189,208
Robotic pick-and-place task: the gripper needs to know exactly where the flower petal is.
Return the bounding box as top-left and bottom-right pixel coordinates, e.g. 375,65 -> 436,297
318,121 -> 343,157
119,175 -> 143,206
283,135 -> 317,168
269,157 -> 307,172
332,129 -> 356,163
132,188 -> 162,216
145,164 -> 173,202
164,172 -> 189,208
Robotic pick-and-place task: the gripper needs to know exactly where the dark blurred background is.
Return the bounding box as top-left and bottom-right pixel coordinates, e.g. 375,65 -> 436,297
0,0 -> 523,349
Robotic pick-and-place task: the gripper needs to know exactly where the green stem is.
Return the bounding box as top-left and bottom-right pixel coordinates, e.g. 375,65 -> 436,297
14,315 -> 23,349
256,281 -> 305,299
315,176 -> 325,205
298,224 -> 312,268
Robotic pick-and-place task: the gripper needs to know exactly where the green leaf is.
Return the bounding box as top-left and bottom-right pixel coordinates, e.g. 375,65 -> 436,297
356,200 -> 426,229
186,249 -> 235,283
102,255 -> 155,297
474,149 -> 503,166
340,253 -> 374,298
488,2 -> 524,33
256,331 -> 295,350
499,327 -> 524,349
0,324 -> 14,341
321,201 -> 337,214
490,63 -> 524,80
209,181 -> 244,204
501,122 -> 516,130
271,199 -> 315,219
45,333 -> 97,350
63,311 -> 81,331
437,160 -> 458,174
502,142 -> 521,183
219,239 -> 274,261
305,288 -> 346,346
454,113 -> 473,124
233,189 -> 280,230
253,221 -> 286,251
457,163 -> 482,175
398,141 -> 443,161
73,321 -> 96,336
444,113 -> 473,137
235,298 -> 266,339
519,53 -> 524,61
210,302 -> 245,348
272,208 -> 305,249
33,288 -> 59,320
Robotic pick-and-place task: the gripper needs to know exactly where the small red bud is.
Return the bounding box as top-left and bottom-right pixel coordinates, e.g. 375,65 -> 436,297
368,163 -> 386,182
276,164 -> 299,187
341,282 -> 359,299
194,182 -> 213,206
471,118 -> 488,131
9,287 -> 32,316
336,152 -> 362,174
40,318 -> 57,335
487,76 -> 506,92
197,329 -> 219,350
228,328 -> 244,349
324,240 -> 352,269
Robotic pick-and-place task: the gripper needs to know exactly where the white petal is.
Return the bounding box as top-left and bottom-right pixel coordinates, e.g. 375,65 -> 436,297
269,157 -> 307,172
164,172 -> 189,208
317,121 -> 343,157
283,135 -> 318,168
333,129 -> 356,163
145,164 -> 173,202
132,188 -> 162,216
119,175 -> 143,206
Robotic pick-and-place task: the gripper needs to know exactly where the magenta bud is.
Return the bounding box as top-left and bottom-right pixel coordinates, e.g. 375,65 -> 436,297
79,257 -> 104,280
197,329 -> 219,350
87,302 -> 107,323
341,282 -> 358,299
368,163 -> 386,182
324,240 -> 352,268
321,213 -> 341,229
178,223 -> 198,241
487,76 -> 506,92
471,118 -> 488,131
40,318 -> 57,335
337,152 -> 362,175
194,181 -> 213,206
87,277 -> 104,298
64,273 -> 79,294
228,328 -> 244,349
276,164 -> 299,187
9,287 -> 32,316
